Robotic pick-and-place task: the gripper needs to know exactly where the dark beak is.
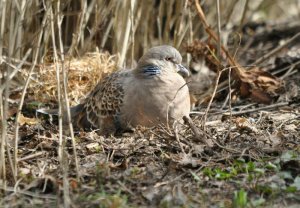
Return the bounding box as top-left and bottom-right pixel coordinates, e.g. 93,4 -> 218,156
177,64 -> 190,78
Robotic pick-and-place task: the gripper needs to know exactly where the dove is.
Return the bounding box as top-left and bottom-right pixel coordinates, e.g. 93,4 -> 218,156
41,45 -> 191,135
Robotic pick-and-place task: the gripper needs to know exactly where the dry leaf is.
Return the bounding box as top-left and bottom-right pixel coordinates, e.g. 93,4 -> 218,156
268,133 -> 282,146
86,142 -> 100,152
18,114 -> 39,126
237,67 -> 284,104
186,40 -> 284,104
284,124 -> 297,132
235,117 -> 259,133
185,40 -> 224,73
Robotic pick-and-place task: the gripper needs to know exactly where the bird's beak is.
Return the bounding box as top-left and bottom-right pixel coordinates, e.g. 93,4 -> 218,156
177,64 -> 190,78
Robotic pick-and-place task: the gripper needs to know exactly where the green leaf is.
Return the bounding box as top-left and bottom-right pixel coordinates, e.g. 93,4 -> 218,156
285,186 -> 297,193
292,176 -> 300,191
254,168 -> 265,174
278,171 -> 293,180
233,189 -> 247,208
265,162 -> 278,170
250,197 -> 265,206
190,170 -> 201,182
280,151 -> 296,162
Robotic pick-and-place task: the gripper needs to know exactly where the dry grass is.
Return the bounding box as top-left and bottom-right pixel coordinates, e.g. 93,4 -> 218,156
28,52 -> 117,105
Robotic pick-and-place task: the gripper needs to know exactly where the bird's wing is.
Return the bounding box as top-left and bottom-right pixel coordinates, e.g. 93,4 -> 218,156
82,71 -> 126,131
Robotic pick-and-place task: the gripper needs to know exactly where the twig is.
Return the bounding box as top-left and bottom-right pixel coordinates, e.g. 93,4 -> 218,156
50,2 -> 63,166
0,0 -> 8,185
281,61 -> 300,79
223,1 -> 239,25
252,32 -> 300,66
194,0 -> 245,130
183,116 -> 208,145
0,186 -> 57,199
18,152 -> 46,162
221,102 -> 289,116
130,0 -> 135,68
50,2 -> 70,208
68,0 -> 87,55
1,56 -> 36,66
14,3 -> 48,181
213,139 -> 241,154
191,102 -> 289,116
118,0 -> 135,67
0,49 -> 32,91
226,67 -> 233,138
194,0 -> 242,73
272,60 -> 300,75
117,181 -> 135,196
201,70 -> 222,129
100,19 -> 114,49
57,0 -> 80,181
15,1 -> 28,59
237,0 -> 249,34
216,0 -> 221,59
174,124 -> 185,154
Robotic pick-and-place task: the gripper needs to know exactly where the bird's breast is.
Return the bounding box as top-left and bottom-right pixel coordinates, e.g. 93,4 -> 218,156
120,73 -> 190,128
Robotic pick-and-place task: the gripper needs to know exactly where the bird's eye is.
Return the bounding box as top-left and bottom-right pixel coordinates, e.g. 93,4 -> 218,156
165,57 -> 173,62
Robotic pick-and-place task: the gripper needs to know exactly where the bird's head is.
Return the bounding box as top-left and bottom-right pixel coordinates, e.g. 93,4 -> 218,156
135,45 -> 190,78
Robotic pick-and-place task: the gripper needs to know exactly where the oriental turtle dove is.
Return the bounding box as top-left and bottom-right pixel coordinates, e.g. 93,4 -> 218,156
43,45 -> 191,135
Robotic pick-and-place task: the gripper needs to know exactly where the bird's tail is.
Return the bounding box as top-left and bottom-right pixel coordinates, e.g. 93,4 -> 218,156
37,104 -> 83,117
37,104 -> 93,129
37,108 -> 59,115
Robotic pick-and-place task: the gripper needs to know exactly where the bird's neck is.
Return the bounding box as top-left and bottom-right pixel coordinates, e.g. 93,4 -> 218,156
134,65 -> 162,78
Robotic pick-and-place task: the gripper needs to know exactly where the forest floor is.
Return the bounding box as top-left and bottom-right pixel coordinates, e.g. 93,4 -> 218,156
2,22 -> 300,208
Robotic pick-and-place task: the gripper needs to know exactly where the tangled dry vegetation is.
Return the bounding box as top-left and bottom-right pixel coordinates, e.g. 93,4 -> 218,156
28,52 -> 117,105
1,0 -> 300,207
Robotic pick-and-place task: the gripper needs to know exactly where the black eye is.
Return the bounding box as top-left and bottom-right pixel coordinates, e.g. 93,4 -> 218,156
165,57 -> 173,62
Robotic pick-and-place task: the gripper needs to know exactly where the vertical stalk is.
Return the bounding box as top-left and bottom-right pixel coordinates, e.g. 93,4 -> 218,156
50,2 -> 70,207
57,0 -> 80,181
13,0 -> 48,183
0,0 -> 7,185
117,0 -> 135,67
130,0 -> 135,68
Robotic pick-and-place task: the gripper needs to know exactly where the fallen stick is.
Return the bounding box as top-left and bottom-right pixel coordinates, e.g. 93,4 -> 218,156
183,116 -> 212,147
